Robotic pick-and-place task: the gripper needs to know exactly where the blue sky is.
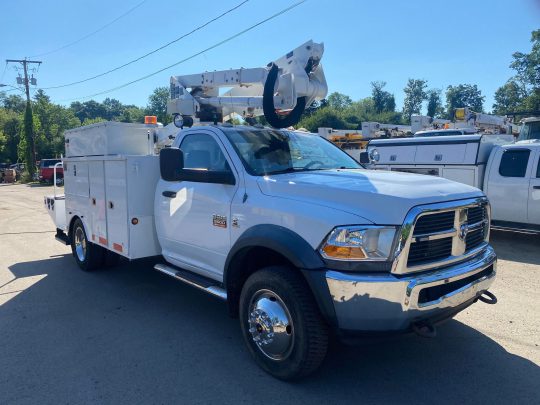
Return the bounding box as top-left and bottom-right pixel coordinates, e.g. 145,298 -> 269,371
1,0 -> 539,113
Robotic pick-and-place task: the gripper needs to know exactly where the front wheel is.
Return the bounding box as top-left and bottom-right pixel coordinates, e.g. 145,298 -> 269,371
70,218 -> 104,271
239,266 -> 329,380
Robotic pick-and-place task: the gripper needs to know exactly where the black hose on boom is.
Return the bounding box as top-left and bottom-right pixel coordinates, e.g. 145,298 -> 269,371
263,63 -> 306,128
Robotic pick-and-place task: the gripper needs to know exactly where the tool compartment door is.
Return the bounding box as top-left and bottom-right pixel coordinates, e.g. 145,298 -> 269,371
105,160 -> 129,256
376,145 -> 416,164
88,161 -> 108,247
414,143 -> 469,164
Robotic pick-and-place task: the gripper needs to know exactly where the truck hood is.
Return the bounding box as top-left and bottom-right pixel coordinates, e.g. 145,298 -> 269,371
256,169 -> 483,224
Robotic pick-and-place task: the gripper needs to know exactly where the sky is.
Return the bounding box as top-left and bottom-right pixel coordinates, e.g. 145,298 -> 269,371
0,0 -> 539,113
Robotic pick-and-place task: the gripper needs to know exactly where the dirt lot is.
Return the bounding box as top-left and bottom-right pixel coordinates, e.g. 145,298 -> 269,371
0,184 -> 538,404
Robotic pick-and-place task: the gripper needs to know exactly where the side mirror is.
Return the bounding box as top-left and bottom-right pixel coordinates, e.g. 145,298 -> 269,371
160,147 -> 184,181
359,151 -> 370,164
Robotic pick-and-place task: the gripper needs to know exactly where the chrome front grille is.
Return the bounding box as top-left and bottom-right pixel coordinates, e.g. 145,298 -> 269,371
392,198 -> 490,274
407,237 -> 453,266
413,211 -> 455,235
467,206 -> 486,225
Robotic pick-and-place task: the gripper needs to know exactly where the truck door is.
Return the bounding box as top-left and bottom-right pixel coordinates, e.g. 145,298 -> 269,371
528,149 -> 540,226
155,132 -> 239,280
487,148 -> 532,224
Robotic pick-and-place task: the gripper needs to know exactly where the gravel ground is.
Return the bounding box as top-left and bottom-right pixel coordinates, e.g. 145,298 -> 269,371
0,184 -> 538,404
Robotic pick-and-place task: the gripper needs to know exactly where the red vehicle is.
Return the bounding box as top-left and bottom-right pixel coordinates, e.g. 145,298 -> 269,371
39,159 -> 63,183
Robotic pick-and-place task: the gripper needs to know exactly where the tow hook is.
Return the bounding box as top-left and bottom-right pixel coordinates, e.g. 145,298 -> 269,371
412,321 -> 437,338
478,290 -> 497,305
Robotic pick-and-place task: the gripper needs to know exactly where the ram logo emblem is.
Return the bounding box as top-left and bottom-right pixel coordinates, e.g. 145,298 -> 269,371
459,223 -> 469,241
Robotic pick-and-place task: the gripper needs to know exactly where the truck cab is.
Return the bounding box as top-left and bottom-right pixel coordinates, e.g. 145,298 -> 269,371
484,141 -> 540,232
517,117 -> 540,141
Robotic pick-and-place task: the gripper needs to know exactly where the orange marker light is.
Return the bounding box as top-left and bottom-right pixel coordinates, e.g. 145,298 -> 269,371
144,115 -> 157,125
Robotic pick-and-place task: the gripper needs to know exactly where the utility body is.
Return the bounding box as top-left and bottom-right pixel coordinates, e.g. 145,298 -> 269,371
45,41 -> 497,379
366,135 -> 540,233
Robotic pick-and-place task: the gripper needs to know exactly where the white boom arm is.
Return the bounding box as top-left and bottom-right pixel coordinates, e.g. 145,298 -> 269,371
166,40 -> 327,128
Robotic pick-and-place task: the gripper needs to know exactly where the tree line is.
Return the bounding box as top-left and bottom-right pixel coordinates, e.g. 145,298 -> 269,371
297,29 -> 540,132
0,87 -> 170,167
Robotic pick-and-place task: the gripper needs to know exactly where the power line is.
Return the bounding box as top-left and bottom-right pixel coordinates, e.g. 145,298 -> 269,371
40,0 -> 250,90
56,0 -> 307,103
29,0 -> 147,58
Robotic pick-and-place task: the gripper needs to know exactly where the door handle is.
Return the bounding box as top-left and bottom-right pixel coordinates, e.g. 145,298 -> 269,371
162,190 -> 177,198
533,186 -> 540,190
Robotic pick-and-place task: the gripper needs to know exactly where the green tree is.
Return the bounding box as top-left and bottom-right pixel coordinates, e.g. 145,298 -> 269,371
371,81 -> 395,113
69,100 -> 107,123
82,117 -> 107,126
445,84 -> 485,118
1,93 -> 26,113
327,92 -> 352,110
120,106 -> 145,123
102,98 -> 124,120
0,131 -> 7,162
426,89 -> 445,118
33,89 -> 80,159
402,79 -> 427,120
492,80 -> 526,114
0,109 -> 21,163
511,29 -> 540,90
146,87 -> 170,125
297,108 -> 351,132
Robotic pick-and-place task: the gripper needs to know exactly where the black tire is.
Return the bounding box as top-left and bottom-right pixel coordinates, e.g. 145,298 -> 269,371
239,266 -> 329,380
70,218 -> 104,271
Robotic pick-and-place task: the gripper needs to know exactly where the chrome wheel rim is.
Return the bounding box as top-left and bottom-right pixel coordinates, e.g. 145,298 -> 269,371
248,289 -> 294,361
74,226 -> 87,262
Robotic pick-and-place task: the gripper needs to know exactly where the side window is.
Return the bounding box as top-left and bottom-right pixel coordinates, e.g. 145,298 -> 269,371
537,155 -> 540,178
498,149 -> 531,178
180,134 -> 231,172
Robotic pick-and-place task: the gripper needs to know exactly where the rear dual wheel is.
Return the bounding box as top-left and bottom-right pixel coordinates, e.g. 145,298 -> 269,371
70,218 -> 119,271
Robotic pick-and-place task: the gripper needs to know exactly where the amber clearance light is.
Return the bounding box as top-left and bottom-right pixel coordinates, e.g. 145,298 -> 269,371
144,115 -> 157,125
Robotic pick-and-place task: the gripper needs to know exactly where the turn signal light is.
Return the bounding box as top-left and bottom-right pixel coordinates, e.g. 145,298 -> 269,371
131,218 -> 139,225
145,115 -> 157,124
321,245 -> 366,260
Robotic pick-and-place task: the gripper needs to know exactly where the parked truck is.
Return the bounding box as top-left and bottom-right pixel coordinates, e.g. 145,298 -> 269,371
366,134 -> 540,233
45,41 -> 497,380
39,158 -> 64,184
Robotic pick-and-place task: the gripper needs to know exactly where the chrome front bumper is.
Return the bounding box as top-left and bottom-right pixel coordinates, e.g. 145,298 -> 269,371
325,246 -> 496,332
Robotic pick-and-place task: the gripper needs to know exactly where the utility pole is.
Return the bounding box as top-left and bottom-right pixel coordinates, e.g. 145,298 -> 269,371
6,58 -> 41,175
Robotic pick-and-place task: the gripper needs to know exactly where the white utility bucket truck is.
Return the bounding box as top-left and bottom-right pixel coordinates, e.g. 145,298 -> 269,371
365,130 -> 540,233
45,41 -> 498,380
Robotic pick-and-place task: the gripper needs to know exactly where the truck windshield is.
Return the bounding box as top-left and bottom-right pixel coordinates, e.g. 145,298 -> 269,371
518,121 -> 540,141
223,129 -> 361,176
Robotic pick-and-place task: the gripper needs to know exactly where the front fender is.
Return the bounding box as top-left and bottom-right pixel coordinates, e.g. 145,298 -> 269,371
224,224 -> 324,283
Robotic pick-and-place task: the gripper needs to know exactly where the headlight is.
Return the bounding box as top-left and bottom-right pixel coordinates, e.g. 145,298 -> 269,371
369,148 -> 380,162
320,226 -> 397,261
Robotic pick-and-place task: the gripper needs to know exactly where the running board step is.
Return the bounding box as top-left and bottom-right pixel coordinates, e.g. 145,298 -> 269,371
154,263 -> 227,300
